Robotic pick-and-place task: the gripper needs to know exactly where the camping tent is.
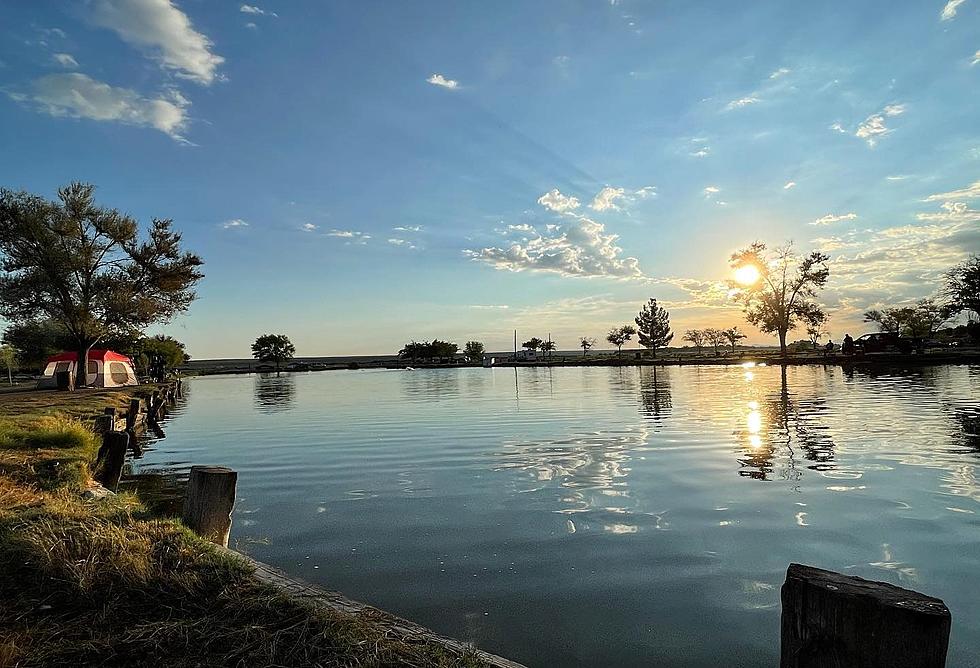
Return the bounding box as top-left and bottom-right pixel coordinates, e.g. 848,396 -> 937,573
37,350 -> 139,389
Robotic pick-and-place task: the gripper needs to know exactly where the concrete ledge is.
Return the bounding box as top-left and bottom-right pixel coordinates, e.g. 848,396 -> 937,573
239,553 -> 527,668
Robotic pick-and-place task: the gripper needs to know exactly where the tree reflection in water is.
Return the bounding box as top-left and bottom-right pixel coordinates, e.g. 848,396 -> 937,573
734,364 -> 838,481
253,372 -> 296,413
637,366 -> 672,424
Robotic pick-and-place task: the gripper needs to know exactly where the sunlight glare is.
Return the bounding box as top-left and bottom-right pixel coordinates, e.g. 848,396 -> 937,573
734,264 -> 761,286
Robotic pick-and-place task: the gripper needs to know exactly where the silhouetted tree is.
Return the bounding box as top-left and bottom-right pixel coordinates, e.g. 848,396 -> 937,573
580,336 -> 596,357
463,340 -> 485,363
606,325 -> 636,356
635,298 -> 673,358
136,334 -> 189,375
399,339 -> 458,361
682,329 -> 706,355
0,183 -> 204,385
729,242 -> 829,356
722,326 -> 747,352
943,254 -> 980,319
251,334 -> 295,372
522,337 -> 544,353
801,305 -> 829,348
704,328 -> 726,356
864,299 -> 947,339
541,339 -> 556,358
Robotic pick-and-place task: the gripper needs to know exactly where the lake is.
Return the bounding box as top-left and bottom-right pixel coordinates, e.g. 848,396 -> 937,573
134,364 -> 980,667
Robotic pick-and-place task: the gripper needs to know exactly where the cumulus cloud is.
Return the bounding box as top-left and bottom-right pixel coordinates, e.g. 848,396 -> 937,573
537,188 -> 581,213
14,73 -> 189,140
52,53 -> 78,68
725,96 -> 759,110
426,73 -> 458,89
222,218 -> 248,229
812,212 -> 858,226
89,0 -> 224,85
924,179 -> 980,201
941,0 -> 967,20
590,186 -> 627,212
855,104 -> 905,147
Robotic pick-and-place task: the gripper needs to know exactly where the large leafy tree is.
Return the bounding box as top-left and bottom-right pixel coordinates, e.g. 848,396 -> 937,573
634,298 -> 673,358
864,298 -> 947,339
251,334 -> 296,371
943,254 -> 979,319
463,340 -> 485,363
704,327 -> 727,356
0,183 -> 204,385
398,339 -> 458,361
729,242 -> 830,356
522,337 -> 544,353
1,318 -> 73,372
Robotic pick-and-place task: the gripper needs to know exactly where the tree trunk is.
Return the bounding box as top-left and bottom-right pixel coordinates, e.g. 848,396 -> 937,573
76,341 -> 94,387
778,329 -> 788,357
651,346 -> 657,359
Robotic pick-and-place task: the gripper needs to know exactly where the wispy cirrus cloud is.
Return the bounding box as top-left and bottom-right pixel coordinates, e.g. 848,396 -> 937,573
725,96 -> 759,111
783,181 -> 797,190
89,0 -> 224,85
426,73 -> 458,89
301,223 -> 318,232
9,73 -> 190,141
855,104 -> 905,147
52,53 -> 78,68
769,67 -> 791,79
812,212 -> 858,226
222,218 -> 248,229
240,4 -> 277,17
924,179 -> 980,201
941,0 -> 968,20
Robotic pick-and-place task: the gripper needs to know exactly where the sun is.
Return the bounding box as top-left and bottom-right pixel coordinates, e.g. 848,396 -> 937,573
734,264 -> 761,286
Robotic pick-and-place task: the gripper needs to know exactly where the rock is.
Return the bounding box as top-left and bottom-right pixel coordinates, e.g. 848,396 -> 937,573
81,485 -> 115,500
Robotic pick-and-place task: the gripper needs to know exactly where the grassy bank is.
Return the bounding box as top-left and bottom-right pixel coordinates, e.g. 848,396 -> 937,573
0,390 -> 487,667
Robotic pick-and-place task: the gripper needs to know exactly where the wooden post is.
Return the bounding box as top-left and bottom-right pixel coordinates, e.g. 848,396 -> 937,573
97,431 -> 130,492
94,414 -> 113,435
125,398 -> 141,431
780,563 -> 950,668
182,466 -> 237,547
103,407 -> 117,418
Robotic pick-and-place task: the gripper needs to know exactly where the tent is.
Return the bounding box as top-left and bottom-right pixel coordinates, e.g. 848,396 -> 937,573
37,350 -> 139,389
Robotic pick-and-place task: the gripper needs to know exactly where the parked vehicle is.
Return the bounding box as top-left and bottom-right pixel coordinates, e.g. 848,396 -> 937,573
853,332 -> 914,354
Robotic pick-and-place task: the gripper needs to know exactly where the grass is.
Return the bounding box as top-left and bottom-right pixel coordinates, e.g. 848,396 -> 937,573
0,390 -> 490,668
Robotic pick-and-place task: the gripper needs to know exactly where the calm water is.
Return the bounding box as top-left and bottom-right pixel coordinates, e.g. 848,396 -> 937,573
135,365 -> 980,667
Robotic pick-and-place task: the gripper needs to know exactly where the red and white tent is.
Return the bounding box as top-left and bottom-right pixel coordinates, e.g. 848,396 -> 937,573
37,350 -> 139,389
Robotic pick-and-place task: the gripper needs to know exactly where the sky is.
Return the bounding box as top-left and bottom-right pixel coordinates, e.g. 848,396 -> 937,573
1,0 -> 978,358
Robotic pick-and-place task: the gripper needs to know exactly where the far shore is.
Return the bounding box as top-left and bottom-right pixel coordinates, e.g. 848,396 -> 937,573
180,347 -> 980,376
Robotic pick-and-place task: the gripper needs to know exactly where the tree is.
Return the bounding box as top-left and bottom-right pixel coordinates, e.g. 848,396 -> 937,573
398,339 -> 458,361
722,326 -> 747,353
943,254 -> 980,319
682,329 -> 706,355
463,340 -> 485,363
0,183 -> 204,386
800,305 -> 829,349
540,339 -> 556,358
580,336 -> 596,357
2,318 -> 72,372
522,337 -> 544,353
865,299 -> 947,339
136,334 -> 189,375
606,325 -> 636,356
729,242 -> 830,356
0,344 -> 16,385
634,298 -> 673,358
251,334 -> 295,372
704,328 -> 727,356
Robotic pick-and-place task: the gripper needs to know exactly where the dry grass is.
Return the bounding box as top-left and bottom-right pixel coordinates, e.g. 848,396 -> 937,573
0,391 -> 490,668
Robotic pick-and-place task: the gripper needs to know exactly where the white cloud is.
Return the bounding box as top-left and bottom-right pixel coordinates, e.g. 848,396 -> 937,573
886,175 -> 910,181
783,181 -> 796,190
301,223 -> 318,232
941,0 -> 967,20
240,4 -> 277,16
90,0 -> 224,85
703,186 -> 720,198
426,73 -> 458,89
393,225 -> 422,232
634,186 -> 657,198
725,96 -> 759,110
469,304 -> 510,310
811,212 -> 858,226
327,229 -> 370,244
52,53 -> 78,68
690,147 -> 710,158
855,104 -> 905,147
465,215 -> 643,280
388,238 -> 417,249
15,73 -> 189,140
769,67 -> 791,79
244,22 -> 257,30
829,122 -> 847,134
973,50 -> 980,66
537,188 -> 581,213
222,218 -> 248,229
507,223 -> 535,233
590,186 -> 627,212
924,179 -> 980,201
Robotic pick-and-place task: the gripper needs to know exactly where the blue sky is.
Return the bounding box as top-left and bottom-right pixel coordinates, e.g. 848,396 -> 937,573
1,0 -> 978,357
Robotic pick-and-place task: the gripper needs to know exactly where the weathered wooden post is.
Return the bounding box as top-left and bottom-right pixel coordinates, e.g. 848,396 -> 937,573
780,563 -> 950,668
97,431 -> 130,492
93,414 -> 114,435
125,398 -> 141,431
182,466 -> 237,547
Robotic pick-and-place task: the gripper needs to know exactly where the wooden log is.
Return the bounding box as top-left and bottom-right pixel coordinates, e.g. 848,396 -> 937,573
93,414 -> 114,435
780,563 -> 950,668
125,398 -> 141,431
182,466 -> 237,547
97,431 -> 130,492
